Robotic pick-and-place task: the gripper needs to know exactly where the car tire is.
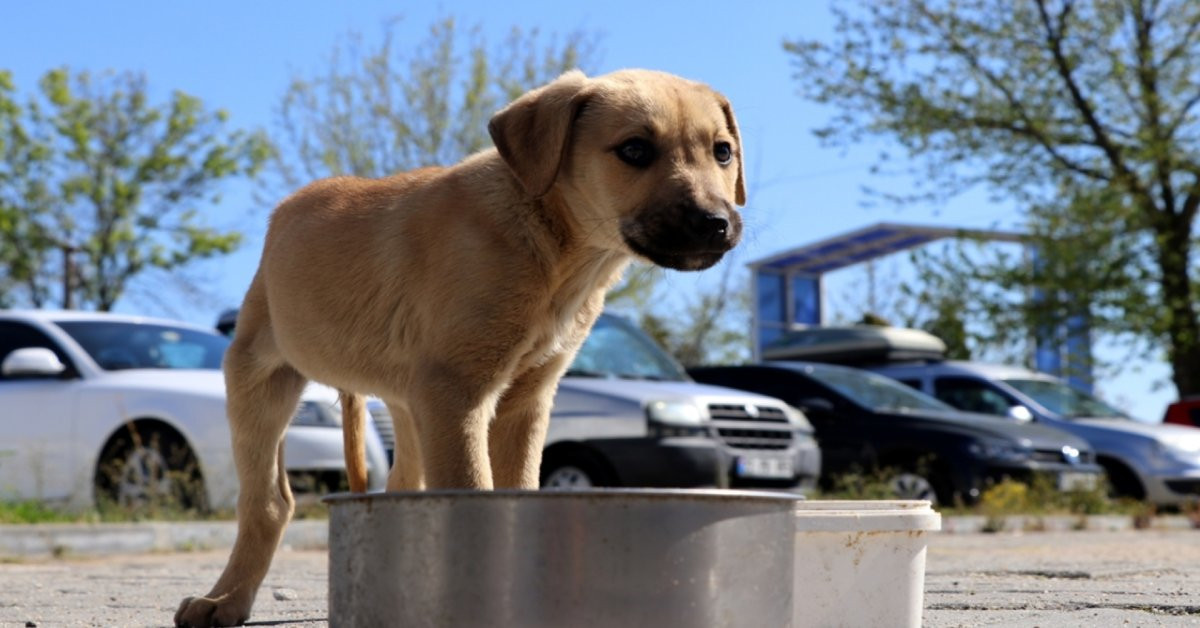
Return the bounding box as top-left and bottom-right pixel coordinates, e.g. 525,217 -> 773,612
888,471 -> 941,506
94,422 -> 208,512
1098,458 -> 1145,501
540,450 -> 614,490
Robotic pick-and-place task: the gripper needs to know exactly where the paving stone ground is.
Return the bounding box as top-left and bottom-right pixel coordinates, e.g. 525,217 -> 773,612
1,528 -> 1198,627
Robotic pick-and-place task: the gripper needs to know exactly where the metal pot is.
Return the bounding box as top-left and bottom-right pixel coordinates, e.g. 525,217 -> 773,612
325,489 -> 799,628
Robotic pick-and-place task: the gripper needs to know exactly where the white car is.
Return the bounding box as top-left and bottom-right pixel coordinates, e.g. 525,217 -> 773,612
0,310 -> 388,511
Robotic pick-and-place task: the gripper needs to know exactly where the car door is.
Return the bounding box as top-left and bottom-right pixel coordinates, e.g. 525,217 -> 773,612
0,321 -> 81,501
932,376 -> 1020,418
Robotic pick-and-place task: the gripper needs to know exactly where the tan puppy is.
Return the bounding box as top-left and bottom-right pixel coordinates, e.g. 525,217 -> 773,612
175,68 -> 744,627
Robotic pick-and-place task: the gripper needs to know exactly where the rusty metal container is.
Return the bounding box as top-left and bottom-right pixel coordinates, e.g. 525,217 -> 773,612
324,489 -> 799,628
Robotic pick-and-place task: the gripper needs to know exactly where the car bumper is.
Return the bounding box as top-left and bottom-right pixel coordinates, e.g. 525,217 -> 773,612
726,438 -> 822,492
284,425 -> 388,491
967,461 -> 1105,500
1142,469 -> 1200,505
584,437 -> 726,487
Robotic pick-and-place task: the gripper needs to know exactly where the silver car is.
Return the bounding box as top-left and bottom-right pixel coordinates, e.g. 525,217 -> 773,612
0,310 -> 388,511
872,360 -> 1200,505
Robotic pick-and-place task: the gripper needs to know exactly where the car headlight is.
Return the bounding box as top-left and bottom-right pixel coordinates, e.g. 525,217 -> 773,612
291,400 -> 342,428
646,400 -> 706,438
783,405 -> 814,431
968,439 -> 1033,463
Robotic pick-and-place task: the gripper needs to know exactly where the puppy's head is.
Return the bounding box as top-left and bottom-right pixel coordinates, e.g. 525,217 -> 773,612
489,69 -> 744,271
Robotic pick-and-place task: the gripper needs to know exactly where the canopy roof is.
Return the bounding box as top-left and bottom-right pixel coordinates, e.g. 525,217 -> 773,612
749,222 -> 1024,275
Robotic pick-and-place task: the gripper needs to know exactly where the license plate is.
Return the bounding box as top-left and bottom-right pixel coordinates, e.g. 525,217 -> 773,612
736,454 -> 795,479
1058,471 -> 1099,491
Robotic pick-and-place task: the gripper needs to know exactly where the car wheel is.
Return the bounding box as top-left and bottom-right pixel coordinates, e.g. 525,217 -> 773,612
888,472 -> 940,505
94,423 -> 208,512
540,450 -> 614,490
1099,458 -> 1145,501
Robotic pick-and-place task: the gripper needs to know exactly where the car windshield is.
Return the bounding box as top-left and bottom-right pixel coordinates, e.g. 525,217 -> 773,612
56,320 -> 230,370
567,314 -> 688,381
1004,378 -> 1128,419
802,364 -> 957,413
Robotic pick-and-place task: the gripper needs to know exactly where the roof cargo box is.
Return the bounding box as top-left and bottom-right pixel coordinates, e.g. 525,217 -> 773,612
762,326 -> 947,365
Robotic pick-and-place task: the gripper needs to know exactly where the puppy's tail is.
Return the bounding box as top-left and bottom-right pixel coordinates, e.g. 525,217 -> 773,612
339,390 -> 369,493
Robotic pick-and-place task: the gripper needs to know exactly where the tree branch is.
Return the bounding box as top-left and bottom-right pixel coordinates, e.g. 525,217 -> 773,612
1035,0 -> 1150,200
1132,0 -> 1178,214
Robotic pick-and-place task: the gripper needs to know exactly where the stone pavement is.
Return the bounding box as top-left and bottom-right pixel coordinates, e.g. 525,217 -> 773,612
924,528 -> 1200,627
1,524 -> 1198,627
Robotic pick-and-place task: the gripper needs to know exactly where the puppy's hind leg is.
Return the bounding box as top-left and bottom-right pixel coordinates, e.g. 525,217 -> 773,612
175,298 -> 308,627
384,400 -> 425,491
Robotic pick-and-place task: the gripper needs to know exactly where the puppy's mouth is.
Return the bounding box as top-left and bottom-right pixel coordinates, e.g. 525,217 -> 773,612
619,208 -> 741,271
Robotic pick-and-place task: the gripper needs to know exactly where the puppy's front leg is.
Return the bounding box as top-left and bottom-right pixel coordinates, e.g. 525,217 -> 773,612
490,355 -> 572,489
409,369 -> 500,489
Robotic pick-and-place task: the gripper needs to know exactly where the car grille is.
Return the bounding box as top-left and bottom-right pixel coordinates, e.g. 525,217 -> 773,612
368,402 -> 395,451
1031,448 -> 1094,465
709,404 -> 794,450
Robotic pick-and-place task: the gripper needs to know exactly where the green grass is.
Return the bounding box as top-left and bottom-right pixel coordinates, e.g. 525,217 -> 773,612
0,500 -> 89,524
0,496 -> 332,524
817,467 -> 1151,518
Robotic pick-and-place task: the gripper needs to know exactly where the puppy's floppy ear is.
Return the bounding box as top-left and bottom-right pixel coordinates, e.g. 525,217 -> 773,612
716,92 -> 747,206
489,70 -> 590,198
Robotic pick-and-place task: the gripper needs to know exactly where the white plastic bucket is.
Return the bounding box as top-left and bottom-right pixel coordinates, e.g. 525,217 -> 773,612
792,500 -> 941,628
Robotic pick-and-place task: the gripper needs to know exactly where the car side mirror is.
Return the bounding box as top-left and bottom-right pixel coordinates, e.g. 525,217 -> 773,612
795,397 -> 835,414
1006,405 -> 1034,423
2,347 -> 67,378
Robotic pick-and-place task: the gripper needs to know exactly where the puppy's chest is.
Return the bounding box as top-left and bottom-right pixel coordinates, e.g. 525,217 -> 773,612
514,252 -> 628,371
518,306 -> 590,371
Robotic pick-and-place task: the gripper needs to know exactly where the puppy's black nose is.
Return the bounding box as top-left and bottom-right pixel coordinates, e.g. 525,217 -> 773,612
684,211 -> 730,246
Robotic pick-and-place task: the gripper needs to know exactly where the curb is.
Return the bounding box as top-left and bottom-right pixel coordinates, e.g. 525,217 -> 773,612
1,515 -> 1195,560
0,519 -> 328,559
939,513 -> 1198,534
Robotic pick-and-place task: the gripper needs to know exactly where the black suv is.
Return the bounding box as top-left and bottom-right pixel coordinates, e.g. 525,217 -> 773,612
689,361 -> 1103,505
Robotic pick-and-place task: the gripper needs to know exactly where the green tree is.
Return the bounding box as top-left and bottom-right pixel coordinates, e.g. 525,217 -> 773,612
786,0 -> 1200,396
266,16 -> 599,185
610,263 -> 752,367
0,68 -> 269,310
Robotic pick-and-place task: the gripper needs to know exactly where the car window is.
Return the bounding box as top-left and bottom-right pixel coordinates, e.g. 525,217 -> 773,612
934,377 -> 1015,416
0,321 -> 74,381
1004,377 -> 1127,419
568,315 -> 688,381
801,364 -> 956,413
54,321 -> 230,370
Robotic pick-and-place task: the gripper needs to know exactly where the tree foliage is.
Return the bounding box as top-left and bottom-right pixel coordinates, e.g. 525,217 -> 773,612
0,68 -> 269,310
266,16 -> 599,186
609,263 -> 752,367
786,0 -> 1200,395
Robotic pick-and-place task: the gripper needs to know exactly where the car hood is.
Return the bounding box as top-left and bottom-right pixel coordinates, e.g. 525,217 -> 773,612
882,407 -> 1092,452
1073,417 -> 1200,448
559,376 -> 789,407
87,369 -> 339,403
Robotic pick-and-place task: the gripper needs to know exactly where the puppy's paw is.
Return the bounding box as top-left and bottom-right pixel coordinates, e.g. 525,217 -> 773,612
174,595 -> 250,628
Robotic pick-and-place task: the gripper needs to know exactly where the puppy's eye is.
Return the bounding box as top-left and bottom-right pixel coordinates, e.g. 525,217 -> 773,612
616,138 -> 655,168
714,142 -> 733,166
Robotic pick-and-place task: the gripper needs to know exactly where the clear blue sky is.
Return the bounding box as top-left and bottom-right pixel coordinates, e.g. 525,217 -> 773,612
1,1 -> 1174,420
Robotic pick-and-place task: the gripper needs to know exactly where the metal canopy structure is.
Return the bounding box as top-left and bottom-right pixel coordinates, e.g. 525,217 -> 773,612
748,222 -> 1024,364
748,222 -> 1024,276
747,220 -> 1093,392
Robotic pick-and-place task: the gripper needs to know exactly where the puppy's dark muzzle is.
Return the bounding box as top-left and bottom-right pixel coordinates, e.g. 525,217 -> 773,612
684,210 -> 732,249
621,203 -> 742,271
